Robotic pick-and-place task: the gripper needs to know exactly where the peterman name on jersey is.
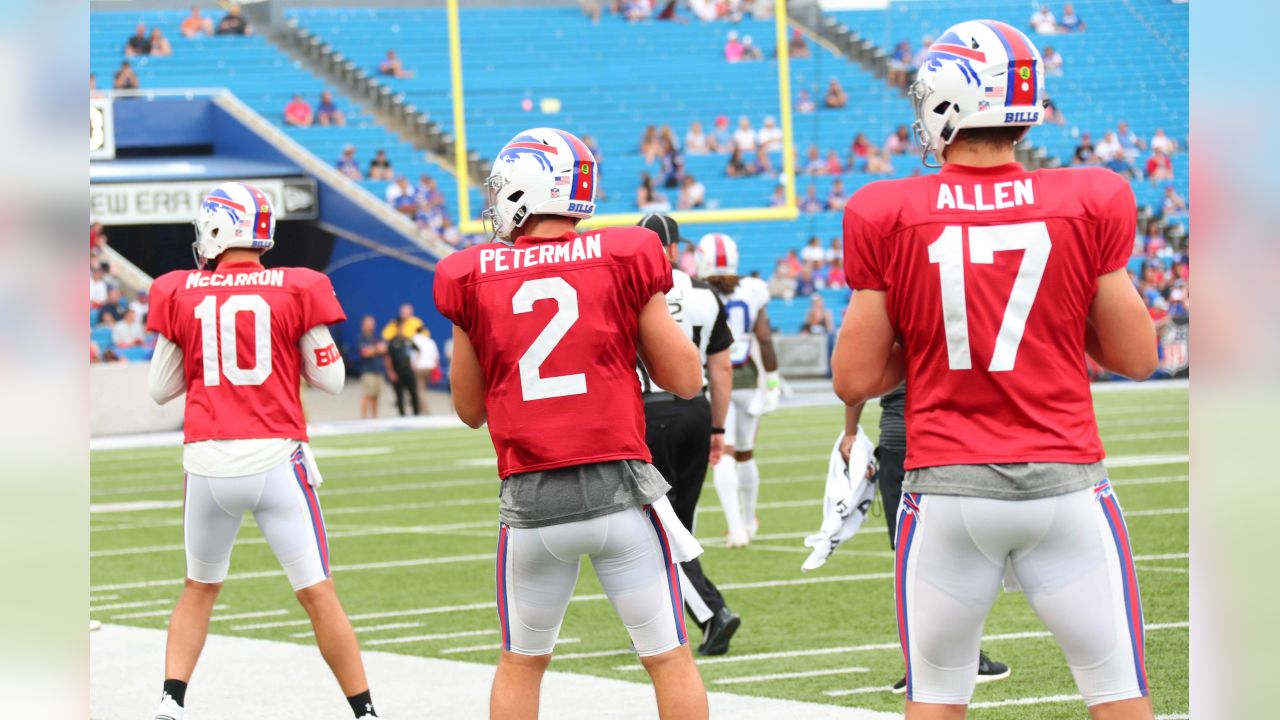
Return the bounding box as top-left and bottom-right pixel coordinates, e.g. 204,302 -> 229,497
434,228 -> 672,478
843,163 -> 1135,470
147,262 -> 346,444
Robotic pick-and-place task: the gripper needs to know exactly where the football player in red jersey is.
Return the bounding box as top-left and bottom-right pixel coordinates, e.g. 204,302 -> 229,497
435,128 -> 708,719
146,183 -> 378,720
833,21 -> 1158,720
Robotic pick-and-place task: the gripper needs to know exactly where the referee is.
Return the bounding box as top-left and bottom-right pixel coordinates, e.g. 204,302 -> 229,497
841,384 -> 1010,692
638,213 -> 741,656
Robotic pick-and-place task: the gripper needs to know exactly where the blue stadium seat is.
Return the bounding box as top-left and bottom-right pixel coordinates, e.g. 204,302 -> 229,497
91,326 -> 114,350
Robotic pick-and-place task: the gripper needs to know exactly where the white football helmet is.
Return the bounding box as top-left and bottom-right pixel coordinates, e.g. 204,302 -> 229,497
694,233 -> 739,278
910,19 -> 1045,167
193,182 -> 276,268
483,128 -> 597,241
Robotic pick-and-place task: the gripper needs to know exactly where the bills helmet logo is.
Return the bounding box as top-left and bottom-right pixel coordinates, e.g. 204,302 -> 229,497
924,30 -> 986,86
498,134 -> 558,172
202,188 -> 245,226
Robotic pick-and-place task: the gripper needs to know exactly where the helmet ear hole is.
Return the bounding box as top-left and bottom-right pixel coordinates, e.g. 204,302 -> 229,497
507,190 -> 524,203
211,227 -> 220,238
933,101 -> 952,115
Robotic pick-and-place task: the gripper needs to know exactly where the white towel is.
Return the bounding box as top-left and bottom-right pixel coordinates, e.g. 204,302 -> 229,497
299,442 -> 324,488
801,428 -> 877,572
650,495 -> 704,563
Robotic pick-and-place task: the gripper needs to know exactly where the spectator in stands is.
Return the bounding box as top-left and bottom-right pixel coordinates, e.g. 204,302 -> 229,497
796,88 -> 816,114
1031,5 -> 1057,34
782,248 -> 803,277
887,41 -> 913,88
640,125 -> 661,164
412,327 -> 440,411
823,78 -> 848,109
801,236 -> 825,267
1162,184 -> 1188,216
181,5 -> 214,37
740,35 -> 764,62
1146,148 -> 1174,182
1094,131 -> 1121,162
124,23 -> 152,57
679,243 -> 697,276
1150,128 -> 1178,155
685,121 -> 710,155
824,150 -> 844,175
757,116 -> 783,152
388,177 -> 417,214
90,222 -> 108,254
733,116 -> 757,153
1073,132 -> 1097,165
336,144 -> 362,180
826,178 -> 848,211
1058,3 -> 1086,32
89,266 -> 109,308
725,31 -> 744,62
414,202 -> 445,234
130,289 -> 150,323
1116,121 -> 1146,160
795,265 -> 816,296
112,308 -> 146,348
113,61 -> 139,91
800,294 -> 835,335
102,287 -> 129,321
768,260 -> 797,300
800,185 -> 823,213
356,315 -> 385,419
825,260 -> 846,290
884,125 -> 912,155
913,35 -> 935,68
623,0 -> 653,22
752,145 -> 774,176
788,28 -> 811,57
379,49 -> 414,79
658,137 -> 684,188
368,149 -> 394,181
150,28 -> 173,57
382,303 -> 423,340
216,4 -> 252,36
802,144 -> 824,176
828,236 -> 842,263
1103,147 -> 1137,179
283,94 -> 313,127
849,133 -> 874,168
658,124 -> 679,153
866,148 -> 893,175
636,172 -> 671,211
416,174 -> 445,209
725,146 -> 753,177
677,174 -> 707,209
316,90 -> 346,126
769,184 -> 786,207
580,0 -> 603,24
90,73 -> 103,98
1042,46 -> 1063,76
710,115 -> 732,153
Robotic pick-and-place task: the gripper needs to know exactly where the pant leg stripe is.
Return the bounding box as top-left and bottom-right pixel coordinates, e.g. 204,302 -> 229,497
647,506 -> 688,645
496,524 -> 511,651
895,493 -> 920,700
291,454 -> 330,577
1100,493 -> 1148,694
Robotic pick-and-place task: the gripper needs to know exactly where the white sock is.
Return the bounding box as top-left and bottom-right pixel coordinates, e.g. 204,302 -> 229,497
713,455 -> 746,536
738,458 -> 760,530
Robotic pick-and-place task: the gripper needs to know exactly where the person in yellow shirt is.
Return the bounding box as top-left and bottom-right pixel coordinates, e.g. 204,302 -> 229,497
381,303 -> 422,340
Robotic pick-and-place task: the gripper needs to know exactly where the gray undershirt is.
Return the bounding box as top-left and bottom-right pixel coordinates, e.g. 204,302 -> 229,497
499,459 -> 671,529
905,461 -> 1106,501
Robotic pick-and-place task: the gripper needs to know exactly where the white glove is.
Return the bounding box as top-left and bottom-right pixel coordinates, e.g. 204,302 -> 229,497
748,371 -> 782,416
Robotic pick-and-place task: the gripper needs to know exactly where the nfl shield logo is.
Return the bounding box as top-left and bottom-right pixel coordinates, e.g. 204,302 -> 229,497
550,187 -> 560,198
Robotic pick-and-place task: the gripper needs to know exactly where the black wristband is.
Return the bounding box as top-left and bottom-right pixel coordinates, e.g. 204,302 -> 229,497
710,427 -> 726,435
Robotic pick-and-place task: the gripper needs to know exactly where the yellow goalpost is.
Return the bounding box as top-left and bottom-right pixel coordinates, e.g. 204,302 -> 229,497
447,0 -> 799,235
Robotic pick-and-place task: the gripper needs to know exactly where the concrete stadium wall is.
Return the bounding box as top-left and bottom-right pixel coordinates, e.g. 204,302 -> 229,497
90,363 -> 185,436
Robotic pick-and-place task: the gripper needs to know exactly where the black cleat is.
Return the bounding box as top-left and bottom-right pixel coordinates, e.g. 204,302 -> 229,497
891,675 -> 907,695
976,650 -> 1011,684
697,607 -> 741,656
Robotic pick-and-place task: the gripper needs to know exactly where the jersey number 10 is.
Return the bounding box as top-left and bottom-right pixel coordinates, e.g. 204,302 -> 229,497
928,222 -> 1051,372
193,295 -> 272,386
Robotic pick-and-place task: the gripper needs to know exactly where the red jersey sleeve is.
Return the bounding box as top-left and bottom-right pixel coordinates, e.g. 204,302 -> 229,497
433,251 -> 472,331
842,189 -> 889,291
1094,174 -> 1137,276
297,270 -> 347,328
144,272 -> 178,339
621,227 -> 673,312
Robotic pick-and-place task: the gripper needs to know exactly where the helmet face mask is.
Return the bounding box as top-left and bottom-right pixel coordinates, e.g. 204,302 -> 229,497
192,182 -> 276,268
483,128 -> 597,241
910,20 -> 1046,167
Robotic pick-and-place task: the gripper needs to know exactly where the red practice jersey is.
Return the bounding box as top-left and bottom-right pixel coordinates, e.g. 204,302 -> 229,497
147,261 -> 346,443
434,228 -> 672,478
843,163 -> 1135,470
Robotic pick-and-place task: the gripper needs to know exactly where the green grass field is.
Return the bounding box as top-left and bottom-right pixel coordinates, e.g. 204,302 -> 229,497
90,385 -> 1188,718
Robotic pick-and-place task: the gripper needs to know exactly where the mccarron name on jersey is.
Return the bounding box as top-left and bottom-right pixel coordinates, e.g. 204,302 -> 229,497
478,233 -> 602,275
183,268 -> 286,289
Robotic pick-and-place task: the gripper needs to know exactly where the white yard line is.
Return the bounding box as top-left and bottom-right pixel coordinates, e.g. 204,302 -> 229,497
234,601 -> 496,631
365,629 -> 497,646
1135,566 -> 1189,574
1128,507 -> 1189,517
715,666 -> 870,685
823,684 -> 895,697
210,609 -> 289,622
290,621 -> 424,639
968,694 -> 1081,709
92,624 -> 898,719
91,598 -> 172,612
112,604 -> 225,620
552,648 -> 637,661
1134,553 -> 1189,561
441,637 -> 581,655
90,521 -> 495,557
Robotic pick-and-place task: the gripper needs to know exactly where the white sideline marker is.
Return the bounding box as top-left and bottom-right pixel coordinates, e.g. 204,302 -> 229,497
365,629 -> 497,646
715,666 -> 870,685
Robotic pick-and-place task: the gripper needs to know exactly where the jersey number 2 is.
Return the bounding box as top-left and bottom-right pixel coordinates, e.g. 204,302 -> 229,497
193,295 -> 272,386
928,222 -> 1051,372
512,277 -> 587,401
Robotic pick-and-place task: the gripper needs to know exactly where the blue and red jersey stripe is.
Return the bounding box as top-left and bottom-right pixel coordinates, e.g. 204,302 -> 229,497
239,183 -> 273,240
291,449 -> 330,577
496,524 -> 512,651
646,506 -> 688,646
980,20 -> 1039,108
894,492 -> 922,699
553,130 -> 596,202
1098,491 -> 1149,694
